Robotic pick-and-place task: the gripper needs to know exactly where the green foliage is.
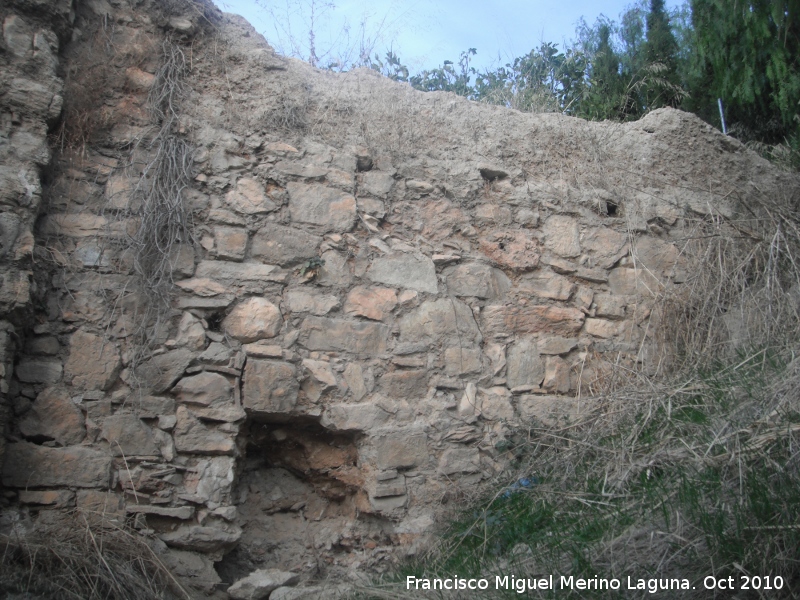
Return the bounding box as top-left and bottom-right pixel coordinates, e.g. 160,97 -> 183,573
687,0 -> 800,145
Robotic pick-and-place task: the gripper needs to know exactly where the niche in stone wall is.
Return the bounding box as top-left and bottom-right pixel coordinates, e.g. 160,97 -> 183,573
218,417 -> 392,582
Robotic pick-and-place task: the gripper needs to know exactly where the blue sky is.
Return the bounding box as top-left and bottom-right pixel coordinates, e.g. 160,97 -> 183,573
214,0 -> 684,72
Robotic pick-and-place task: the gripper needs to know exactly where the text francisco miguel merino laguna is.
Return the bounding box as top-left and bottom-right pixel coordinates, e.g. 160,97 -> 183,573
406,575 -> 693,594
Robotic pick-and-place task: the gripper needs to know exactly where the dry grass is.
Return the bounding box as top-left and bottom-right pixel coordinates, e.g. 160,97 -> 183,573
0,511 -> 189,600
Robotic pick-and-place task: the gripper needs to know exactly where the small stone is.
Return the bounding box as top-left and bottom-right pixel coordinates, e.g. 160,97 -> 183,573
126,505 -> 195,520
288,182 -> 356,231
242,360 -> 299,416
284,290 -> 339,316
19,387 -> 85,446
506,338 -> 545,389
176,278 -> 228,297
342,363 -> 367,400
301,359 -> 337,401
446,263 -> 510,299
223,298 -> 282,343
367,253 -> 438,293
594,293 -> 626,319
173,372 -> 232,407
160,523 -> 242,553
438,447 -> 480,475
195,261 -> 285,283
251,224 -> 322,267
19,489 -> 75,507
15,358 -> 62,384
228,569 -> 300,600
173,406 -> 236,455
174,312 -> 207,351
443,347 -> 482,375
585,318 -> 620,339
242,342 -> 283,358
582,228 -> 628,268
64,329 -> 121,391
537,336 -> 578,355
543,215 -> 580,257
478,386 -> 515,421
344,286 -> 397,321
520,272 -> 574,301
2,442 -> 111,488
379,369 -> 428,399
225,178 -> 277,214
101,414 -> 161,457
321,403 -> 390,432
214,226 -> 248,261
543,356 -> 571,393
374,432 -> 428,470
300,316 -> 388,355
138,349 -> 194,394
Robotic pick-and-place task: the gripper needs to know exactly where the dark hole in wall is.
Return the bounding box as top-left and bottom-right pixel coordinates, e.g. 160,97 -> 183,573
217,420 -> 368,583
479,167 -> 508,182
356,156 -> 373,172
205,312 -> 223,332
606,201 -> 618,216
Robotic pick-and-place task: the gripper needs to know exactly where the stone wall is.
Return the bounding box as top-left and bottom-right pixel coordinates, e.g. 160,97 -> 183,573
2,0 -> 799,595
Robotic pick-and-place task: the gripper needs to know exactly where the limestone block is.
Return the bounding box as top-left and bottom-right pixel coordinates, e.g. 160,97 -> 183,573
169,244 -> 196,278
209,208 -> 246,226
543,215 -> 580,257
478,230 -> 540,271
25,335 -> 59,355
443,346 -> 482,375
537,336 -> 578,355
374,431 -> 428,469
438,447 -> 480,475
176,278 -> 228,297
285,290 -> 339,315
243,360 -> 298,415
300,316 -> 388,355
19,387 -> 85,446
190,457 -> 235,506
159,522 -> 242,553
320,403 -> 391,432
15,358 -> 62,384
360,171 -> 394,197
585,318 -> 620,339
301,358 -> 337,401
485,343 -> 506,375
506,338 -> 545,389
138,348 -> 193,393
367,253 -> 437,293
379,369 -> 428,399
195,261 -> 285,283
225,178 -> 277,214
633,237 -> 683,278
582,228 -> 628,268
40,214 -> 107,237
373,474 -> 406,498
276,161 -> 328,179
101,414 -> 161,457
223,297 -> 282,343
173,406 -> 236,455
7,78 -> 58,121
3,16 -> 32,57
543,356 -> 571,393
398,298 -> 482,347
174,312 -> 207,351
594,293 -> 626,319
357,197 -> 386,219
608,267 -> 640,295
64,329 -> 121,391
316,250 -> 352,286
520,272 -> 575,301
2,442 -> 111,488
482,304 -> 585,338
478,386 -> 515,421
126,505 -> 195,519
344,286 -> 397,321
445,262 -> 511,299
517,394 -> 580,426
288,182 -> 356,231
516,207 -> 539,227
342,363 -> 367,400
174,372 -> 232,406
228,569 -> 299,600
214,226 -> 248,261
475,203 -> 513,225
251,224 -> 322,266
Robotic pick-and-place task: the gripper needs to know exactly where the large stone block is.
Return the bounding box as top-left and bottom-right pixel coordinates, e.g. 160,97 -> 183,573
173,406 -> 236,455
379,369 -> 428,399
374,431 -> 428,470
195,261 -> 285,283
478,230 -> 541,271
482,304 -> 585,337
159,522 -> 242,553
19,387 -> 85,446
251,224 -> 322,266
582,228 -> 628,268
519,272 -> 575,301
445,262 -> 511,299
214,226 -> 248,261
438,447 -> 480,475
2,442 -> 111,488
242,359 -> 299,416
222,297 -> 283,343
138,348 -> 193,393
284,290 -> 340,315
320,403 -> 391,432
506,338 -> 545,389
367,253 -> 438,293
344,286 -> 397,321
15,358 -> 62,384
398,298 -> 482,347
64,329 -> 121,391
101,414 -> 161,457
543,215 -> 580,257
288,182 -> 356,231
225,178 -> 277,214
228,569 -> 299,600
299,316 -> 388,355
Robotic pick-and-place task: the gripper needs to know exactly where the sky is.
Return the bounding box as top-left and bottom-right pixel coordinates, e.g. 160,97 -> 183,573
213,0 -> 684,72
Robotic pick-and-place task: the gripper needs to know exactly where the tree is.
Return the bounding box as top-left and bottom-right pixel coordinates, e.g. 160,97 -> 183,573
643,0 -> 682,108
688,0 -> 800,145
578,22 -> 626,120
